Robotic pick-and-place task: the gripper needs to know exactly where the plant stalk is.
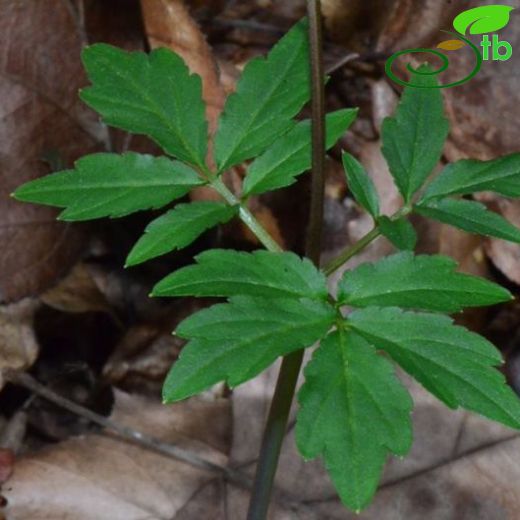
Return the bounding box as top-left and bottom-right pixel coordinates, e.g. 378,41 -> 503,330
323,226 -> 381,275
210,176 -> 283,253
247,3 -> 325,518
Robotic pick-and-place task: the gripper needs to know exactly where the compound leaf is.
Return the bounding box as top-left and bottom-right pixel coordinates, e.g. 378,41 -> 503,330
163,296 -> 335,401
81,44 -> 207,167
342,152 -> 380,217
338,251 -> 511,312
215,20 -> 310,172
415,198 -> 520,243
296,330 -> 412,512
153,249 -> 328,300
381,67 -> 449,202
378,216 -> 417,250
422,153 -> 520,201
243,109 -> 357,196
349,307 -> 520,429
126,202 -> 237,266
13,153 -> 202,221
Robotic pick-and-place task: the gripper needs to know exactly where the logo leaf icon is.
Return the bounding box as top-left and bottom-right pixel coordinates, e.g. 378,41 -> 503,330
437,39 -> 466,51
453,5 -> 514,35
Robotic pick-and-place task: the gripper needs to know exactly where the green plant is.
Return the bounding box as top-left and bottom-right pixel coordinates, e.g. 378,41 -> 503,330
13,16 -> 520,516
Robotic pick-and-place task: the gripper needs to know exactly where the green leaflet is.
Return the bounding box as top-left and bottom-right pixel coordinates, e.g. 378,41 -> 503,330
349,307 -> 520,429
126,202 -> 237,266
422,153 -> 520,201
381,66 -> 449,202
378,216 -> 417,251
13,153 -> 202,221
338,252 -> 511,312
243,109 -> 358,196
342,152 -> 380,218
152,249 -> 328,300
81,44 -> 207,167
215,20 -> 310,172
163,296 -> 335,401
296,331 -> 412,512
415,198 -> 520,243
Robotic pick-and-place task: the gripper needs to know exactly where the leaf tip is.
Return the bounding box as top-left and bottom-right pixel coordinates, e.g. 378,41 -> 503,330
124,253 -> 139,268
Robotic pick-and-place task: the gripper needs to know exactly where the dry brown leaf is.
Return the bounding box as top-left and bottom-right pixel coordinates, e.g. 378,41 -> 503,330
0,299 -> 39,390
439,226 -> 487,277
104,331 -> 181,395
476,195 -> 520,285
0,1 -> 103,303
376,0 -> 465,52
40,263 -> 112,315
322,0 -> 462,52
322,0 -> 395,49
3,390 -> 231,519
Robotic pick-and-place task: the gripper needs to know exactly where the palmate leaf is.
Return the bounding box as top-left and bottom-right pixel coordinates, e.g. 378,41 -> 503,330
381,66 -> 449,202
415,198 -> 520,243
163,296 -> 335,401
296,330 -> 412,512
243,109 -> 358,196
215,20 -> 310,172
342,152 -> 380,218
422,153 -> 520,201
348,307 -> 520,429
126,202 -> 237,266
13,153 -> 202,221
152,249 -> 328,300
338,252 -> 511,312
81,44 -> 207,168
378,216 -> 417,251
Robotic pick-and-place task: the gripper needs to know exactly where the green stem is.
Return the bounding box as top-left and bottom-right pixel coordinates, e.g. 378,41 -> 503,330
323,226 -> 381,276
321,206 -> 413,276
210,176 -> 283,253
247,3 -> 325,519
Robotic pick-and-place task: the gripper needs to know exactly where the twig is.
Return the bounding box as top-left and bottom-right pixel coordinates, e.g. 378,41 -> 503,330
6,371 -> 326,517
5,370 -> 250,490
246,4 -> 326,519
325,52 -> 360,75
